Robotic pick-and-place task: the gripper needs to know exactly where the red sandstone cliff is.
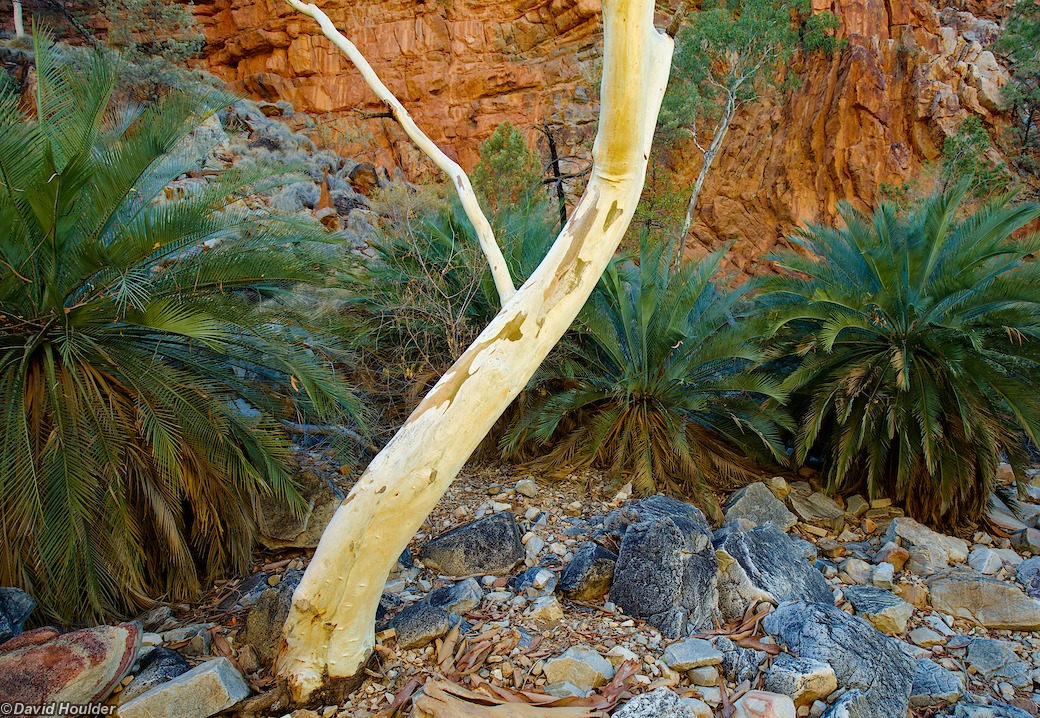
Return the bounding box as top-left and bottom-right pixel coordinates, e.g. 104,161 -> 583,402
193,0 -> 1018,268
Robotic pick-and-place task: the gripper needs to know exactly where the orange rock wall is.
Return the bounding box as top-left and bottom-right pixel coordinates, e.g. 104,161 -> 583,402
193,0 -> 1014,270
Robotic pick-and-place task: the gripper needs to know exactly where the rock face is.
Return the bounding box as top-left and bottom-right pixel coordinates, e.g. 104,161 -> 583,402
0,623 -> 141,706
192,0 -> 1021,275
715,525 -> 833,622
928,567 -> 1040,630
609,497 -> 719,637
419,512 -> 524,577
763,602 -> 916,718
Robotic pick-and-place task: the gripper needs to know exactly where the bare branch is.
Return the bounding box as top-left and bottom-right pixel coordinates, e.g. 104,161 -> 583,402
285,0 -> 517,305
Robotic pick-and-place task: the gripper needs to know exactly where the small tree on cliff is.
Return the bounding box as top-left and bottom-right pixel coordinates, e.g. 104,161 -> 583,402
662,0 -> 839,262
271,0 -> 674,706
996,0 -> 1040,179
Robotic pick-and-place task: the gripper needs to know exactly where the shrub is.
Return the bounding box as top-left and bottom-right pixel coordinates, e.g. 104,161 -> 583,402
0,35 -> 362,623
472,122 -> 543,218
940,116 -> 1011,201
765,184 -> 1040,529
503,239 -> 789,519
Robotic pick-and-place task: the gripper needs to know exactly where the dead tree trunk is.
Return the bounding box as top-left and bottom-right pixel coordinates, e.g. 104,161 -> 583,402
276,0 -> 674,705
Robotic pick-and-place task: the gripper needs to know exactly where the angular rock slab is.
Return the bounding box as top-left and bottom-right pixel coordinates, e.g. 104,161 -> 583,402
763,654 -> 837,706
724,483 -> 797,532
610,498 -> 719,637
390,602 -> 451,650
117,657 -> 250,718
559,541 -> 616,602
542,646 -> 614,692
120,647 -> 190,703
786,490 -> 845,531
884,517 -> 968,576
928,567 -> 1040,630
965,638 -> 1033,688
909,659 -> 964,709
419,512 -> 524,577
715,525 -> 833,622
0,622 -> 141,705
842,585 -> 914,636
763,602 -> 915,718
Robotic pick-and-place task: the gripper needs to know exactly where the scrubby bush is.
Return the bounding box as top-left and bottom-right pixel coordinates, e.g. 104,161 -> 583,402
503,239 -> 789,519
472,122 -> 543,218
765,183 -> 1040,529
0,36 -> 362,623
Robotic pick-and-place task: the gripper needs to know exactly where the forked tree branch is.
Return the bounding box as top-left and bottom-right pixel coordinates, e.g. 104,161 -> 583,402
285,0 -> 517,305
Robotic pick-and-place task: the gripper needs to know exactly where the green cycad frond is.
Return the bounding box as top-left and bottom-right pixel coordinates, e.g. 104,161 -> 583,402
504,237 -> 790,520
0,35 -> 363,624
768,184 -> 1040,529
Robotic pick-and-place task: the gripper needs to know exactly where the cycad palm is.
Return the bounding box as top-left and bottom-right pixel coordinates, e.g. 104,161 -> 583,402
504,240 -> 789,519
766,184 -> 1040,528
0,35 -> 361,623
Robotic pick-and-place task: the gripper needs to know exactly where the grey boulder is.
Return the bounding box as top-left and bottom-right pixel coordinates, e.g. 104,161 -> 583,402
559,542 -> 616,602
117,657 -> 249,718
928,567 -> 1040,630
120,648 -> 190,703
418,512 -> 524,577
909,659 -> 964,709
842,586 -> 913,636
0,587 -> 35,644
724,483 -> 797,531
613,687 -> 703,717
427,578 -> 483,614
244,569 -> 303,666
763,601 -> 916,718
610,497 -> 719,637
714,525 -> 832,622
390,602 -> 451,650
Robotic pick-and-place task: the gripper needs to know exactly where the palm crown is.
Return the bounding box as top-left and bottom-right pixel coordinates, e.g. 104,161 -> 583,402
766,184 -> 1040,528
0,35 -> 361,623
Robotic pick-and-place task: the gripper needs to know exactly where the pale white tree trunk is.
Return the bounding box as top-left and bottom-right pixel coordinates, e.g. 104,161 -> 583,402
676,93 -> 736,265
276,0 -> 674,705
12,0 -> 24,37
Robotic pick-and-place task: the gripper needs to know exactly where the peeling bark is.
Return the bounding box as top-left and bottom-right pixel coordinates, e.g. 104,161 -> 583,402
276,0 -> 674,704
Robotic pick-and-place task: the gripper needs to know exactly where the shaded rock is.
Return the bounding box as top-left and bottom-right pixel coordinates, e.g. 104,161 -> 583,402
909,659 -> 964,708
117,657 -> 250,718
968,547 -> 1004,575
724,483 -> 797,532
763,654 -> 837,706
763,602 -> 916,718
928,567 -> 1040,629
787,491 -> 845,531
846,495 -> 870,518
1017,556 -> 1040,598
244,569 -> 303,666
715,525 -> 832,622
712,635 -> 766,684
885,517 -> 968,576
613,686 -> 703,718
511,567 -> 557,595
610,498 -> 719,637
732,691 -> 797,718
390,602 -> 451,650
559,542 -> 616,602
661,638 -> 723,671
427,578 -> 482,614
120,648 -> 191,703
258,469 -> 342,550
542,646 -> 614,691
966,638 -> 1033,688
0,588 -> 35,644
419,512 -> 524,577
842,586 -> 914,635
601,494 -> 712,540
1011,527 -> 1040,555
0,623 -> 140,705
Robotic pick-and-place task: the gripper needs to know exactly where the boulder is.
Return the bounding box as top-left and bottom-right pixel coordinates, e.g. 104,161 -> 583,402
1011,527 -> 1040,555
0,588 -> 35,644
763,654 -> 837,706
909,659 -> 964,708
660,638 -> 723,671
120,647 -> 191,703
390,602 -> 451,650
418,512 -> 524,577
927,567 -> 1040,630
613,687 -> 706,718
762,602 -> 916,718
542,647 -> 614,692
884,518 -> 968,576
715,525 -> 833,622
0,623 -> 141,705
724,483 -> 798,532
732,691 -> 797,718
968,547 -> 1004,575
787,491 -> 845,531
427,578 -> 483,614
258,469 -> 342,550
244,569 -> 303,666
965,638 -> 1033,688
117,657 -> 250,718
610,498 -> 719,637
559,541 -> 616,602
1017,556 -> 1040,598
842,586 -> 914,635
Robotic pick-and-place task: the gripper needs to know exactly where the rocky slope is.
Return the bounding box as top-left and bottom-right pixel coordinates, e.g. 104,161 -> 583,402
191,0 -> 1019,271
